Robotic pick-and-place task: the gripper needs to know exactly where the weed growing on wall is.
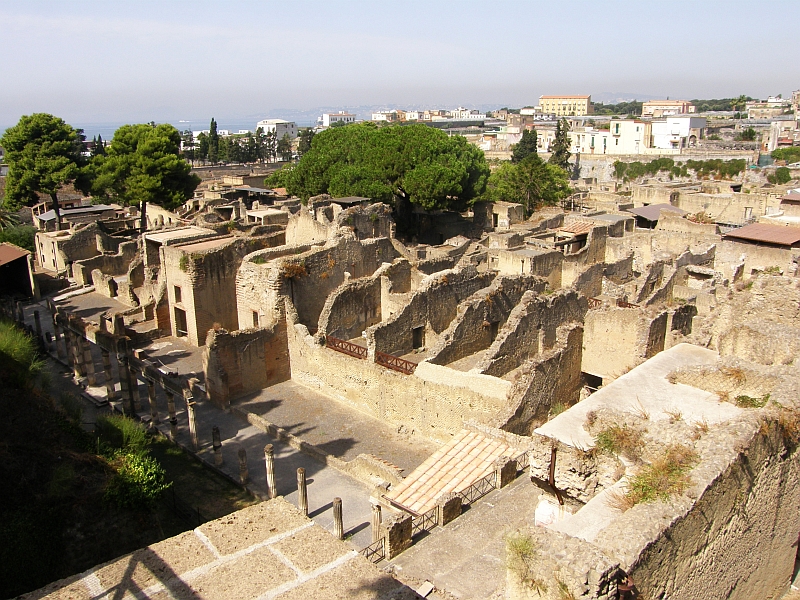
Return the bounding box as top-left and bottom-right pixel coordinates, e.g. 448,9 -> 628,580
625,444 -> 698,506
282,259 -> 307,279
594,423 -> 644,459
505,532 -> 547,593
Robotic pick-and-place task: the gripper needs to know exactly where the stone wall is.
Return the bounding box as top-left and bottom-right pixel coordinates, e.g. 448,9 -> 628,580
715,239 -> 797,281
316,276 -> 382,341
202,320 -> 290,409
500,324 -> 585,434
605,230 -> 719,273
287,303 -> 511,443
571,262 -> 604,298
427,275 -> 544,367
367,266 -> 495,357
476,289 -> 587,378
73,239 -> 139,286
285,206 -> 331,245
561,226 -> 608,289
655,211 -> 718,235
675,189 -> 781,223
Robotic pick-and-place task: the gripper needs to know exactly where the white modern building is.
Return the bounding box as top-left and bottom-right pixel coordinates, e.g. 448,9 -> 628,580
650,116 -> 707,150
256,119 -> 297,139
320,112 -> 356,127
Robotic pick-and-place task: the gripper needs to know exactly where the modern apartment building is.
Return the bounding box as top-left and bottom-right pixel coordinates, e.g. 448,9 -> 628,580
256,119 -> 298,139
538,95 -> 593,117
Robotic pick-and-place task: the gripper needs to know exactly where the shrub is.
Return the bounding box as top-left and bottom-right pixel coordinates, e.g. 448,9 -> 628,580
595,423 -> 644,458
104,452 -> 171,509
505,532 -> 546,593
0,225 -> 36,252
625,444 -> 698,505
282,259 -> 307,279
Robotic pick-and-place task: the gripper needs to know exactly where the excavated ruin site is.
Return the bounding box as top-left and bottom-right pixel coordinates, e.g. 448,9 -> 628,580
11,176 -> 800,600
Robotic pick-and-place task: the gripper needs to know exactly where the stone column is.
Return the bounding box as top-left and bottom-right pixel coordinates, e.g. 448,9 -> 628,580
53,321 -> 67,360
186,396 -> 198,451
81,338 -> 97,386
371,504 -> 383,543
264,444 -> 276,499
212,426 -> 223,465
116,353 -> 134,416
70,332 -> 85,378
238,448 -> 249,484
147,379 -> 160,425
297,468 -> 308,516
166,390 -> 178,440
128,363 -> 142,411
333,497 -> 343,540
33,310 -> 43,344
101,349 -> 117,400
494,456 -> 517,489
16,301 -> 24,323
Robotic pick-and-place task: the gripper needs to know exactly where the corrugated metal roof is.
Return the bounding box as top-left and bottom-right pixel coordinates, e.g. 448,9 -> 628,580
723,223 -> 800,246
0,243 -> 30,267
626,203 -> 688,221
384,429 -> 515,515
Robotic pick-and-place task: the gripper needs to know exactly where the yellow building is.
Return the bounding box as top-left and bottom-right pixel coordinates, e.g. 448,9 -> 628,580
539,95 -> 593,116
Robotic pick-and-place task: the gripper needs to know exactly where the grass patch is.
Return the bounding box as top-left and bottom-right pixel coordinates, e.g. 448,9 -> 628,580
0,318 -> 44,387
625,444 -> 698,506
251,254 -> 268,264
594,423 -> 643,458
735,393 -> 769,408
505,532 -> 546,593
548,402 -> 567,419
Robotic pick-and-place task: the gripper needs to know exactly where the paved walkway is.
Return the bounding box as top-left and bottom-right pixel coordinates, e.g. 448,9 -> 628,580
236,380 -> 439,474
390,476 -> 542,600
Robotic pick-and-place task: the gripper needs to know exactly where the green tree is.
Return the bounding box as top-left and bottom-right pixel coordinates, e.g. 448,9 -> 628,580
180,130 -> 195,164
737,127 -> 757,141
277,134 -> 293,161
267,123 -> 489,216
196,132 -> 209,162
485,155 -> 571,215
254,127 -> 266,163
0,201 -> 20,231
548,118 -> 572,172
264,130 -> 277,163
772,147 -> 800,164
297,128 -> 315,157
0,113 -> 89,230
511,129 -> 538,163
91,123 -> 200,232
91,134 -> 106,157
208,118 -> 219,164
768,167 -> 792,185
731,95 -> 749,112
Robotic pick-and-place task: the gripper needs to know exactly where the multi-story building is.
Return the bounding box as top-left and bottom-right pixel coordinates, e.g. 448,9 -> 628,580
642,100 -> 695,117
746,97 -> 791,119
256,119 -> 297,139
448,107 -> 487,120
538,95 -> 593,117
650,116 -> 707,149
371,111 -> 400,122
320,112 -> 357,127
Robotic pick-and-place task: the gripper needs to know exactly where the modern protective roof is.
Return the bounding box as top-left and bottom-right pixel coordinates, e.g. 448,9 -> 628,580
235,186 -> 274,194
0,242 -> 30,267
36,204 -> 117,222
384,429 -> 516,515
626,203 -> 688,221
723,223 -> 800,246
331,196 -> 370,205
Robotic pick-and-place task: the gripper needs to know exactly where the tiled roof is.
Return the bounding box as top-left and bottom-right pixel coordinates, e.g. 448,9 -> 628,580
384,429 -> 515,515
723,223 -> 800,246
558,221 -> 595,235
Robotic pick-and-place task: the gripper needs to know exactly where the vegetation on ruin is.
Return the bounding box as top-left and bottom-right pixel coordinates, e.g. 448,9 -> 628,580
505,531 -> 546,593
179,254 -> 190,271
735,127 -> 757,142
735,393 -> 770,408
767,167 -> 792,185
251,254 -> 268,264
613,157 -> 747,181
594,423 -> 644,458
0,318 -> 44,387
282,259 -> 308,279
0,224 -> 36,251
772,147 -> 800,164
484,155 -> 572,216
264,123 -> 489,214
624,444 -> 698,506
591,100 -> 643,116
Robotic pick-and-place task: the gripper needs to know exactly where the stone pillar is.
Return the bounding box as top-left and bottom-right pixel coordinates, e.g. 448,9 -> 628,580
494,456 -> 517,489
128,363 -> 142,411
264,444 -> 276,499
380,512 -> 412,559
147,379 -> 160,425
70,332 -> 85,378
436,493 -> 462,527
81,338 -> 97,386
53,321 -> 66,360
186,395 -> 198,451
333,497 -> 343,540
371,504 -> 383,543
297,468 -> 308,516
33,310 -> 43,343
16,301 -> 24,323
238,448 -> 249,484
212,426 -> 223,465
100,350 -> 116,401
166,390 -> 178,440
116,353 -> 133,416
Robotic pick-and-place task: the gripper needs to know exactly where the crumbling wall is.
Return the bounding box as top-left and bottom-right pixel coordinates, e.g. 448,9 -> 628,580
317,276 -> 381,341
285,206 -> 331,245
561,226 -> 608,288
337,203 -> 394,240
427,275 -> 543,367
715,239 -> 796,281
202,321 -> 290,409
500,324 -> 585,434
367,266 -> 495,356
73,239 -> 139,286
719,322 -> 800,366
604,253 -> 634,284
572,262 -> 604,298
476,289 -> 587,378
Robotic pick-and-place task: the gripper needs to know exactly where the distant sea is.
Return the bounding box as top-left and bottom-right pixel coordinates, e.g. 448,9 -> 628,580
74,117 -> 318,140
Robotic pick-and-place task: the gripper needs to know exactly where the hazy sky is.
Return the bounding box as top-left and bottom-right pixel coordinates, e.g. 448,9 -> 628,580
1,0 -> 798,130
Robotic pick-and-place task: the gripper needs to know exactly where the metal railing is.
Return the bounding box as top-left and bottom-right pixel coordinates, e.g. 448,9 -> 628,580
375,350 -> 416,375
514,451 -> 530,472
411,507 -> 438,538
360,537 -> 386,563
325,336 -> 367,359
457,470 -> 497,505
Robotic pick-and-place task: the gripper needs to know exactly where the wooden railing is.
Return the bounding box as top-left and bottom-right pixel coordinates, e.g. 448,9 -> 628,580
375,350 -> 416,375
325,336 -> 367,359
587,297 -> 602,309
616,299 -> 639,309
